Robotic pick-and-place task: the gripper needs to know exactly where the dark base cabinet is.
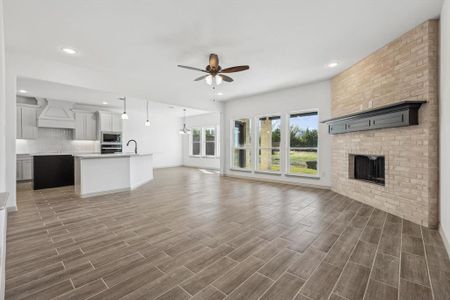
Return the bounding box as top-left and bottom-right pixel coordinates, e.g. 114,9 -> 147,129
33,155 -> 74,190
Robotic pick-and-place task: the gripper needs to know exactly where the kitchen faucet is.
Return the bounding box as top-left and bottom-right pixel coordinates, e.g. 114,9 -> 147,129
126,139 -> 137,154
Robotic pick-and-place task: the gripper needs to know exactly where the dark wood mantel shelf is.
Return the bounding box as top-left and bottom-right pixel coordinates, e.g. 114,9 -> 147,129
321,100 -> 426,135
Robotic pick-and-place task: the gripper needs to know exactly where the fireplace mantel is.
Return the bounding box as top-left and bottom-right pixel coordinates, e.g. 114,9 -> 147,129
321,100 -> 426,135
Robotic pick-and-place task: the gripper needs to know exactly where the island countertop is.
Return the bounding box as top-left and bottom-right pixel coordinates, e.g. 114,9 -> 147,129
73,153 -> 153,159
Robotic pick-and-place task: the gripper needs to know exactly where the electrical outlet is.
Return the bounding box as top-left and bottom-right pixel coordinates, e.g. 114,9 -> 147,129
368,100 -> 373,108
360,104 -> 363,111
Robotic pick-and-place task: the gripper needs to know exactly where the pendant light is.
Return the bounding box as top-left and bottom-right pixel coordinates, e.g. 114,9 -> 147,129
179,109 -> 191,135
120,96 -> 128,120
145,100 -> 150,127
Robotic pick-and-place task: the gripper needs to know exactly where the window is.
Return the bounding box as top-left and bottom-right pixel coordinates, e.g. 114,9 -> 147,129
288,112 -> 319,176
257,116 -> 281,172
191,128 -> 201,156
232,118 -> 251,169
204,128 -> 216,156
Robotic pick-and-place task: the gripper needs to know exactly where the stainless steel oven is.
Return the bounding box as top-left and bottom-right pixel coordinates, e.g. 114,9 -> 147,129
101,132 -> 122,144
101,143 -> 122,154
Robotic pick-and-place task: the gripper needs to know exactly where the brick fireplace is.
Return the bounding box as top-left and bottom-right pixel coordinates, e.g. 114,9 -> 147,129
331,20 -> 439,227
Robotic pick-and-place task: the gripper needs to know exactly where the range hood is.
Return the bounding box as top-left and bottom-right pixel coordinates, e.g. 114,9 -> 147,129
37,99 -> 76,129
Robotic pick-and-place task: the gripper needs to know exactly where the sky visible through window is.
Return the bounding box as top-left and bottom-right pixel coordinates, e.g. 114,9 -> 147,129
291,114 -> 318,130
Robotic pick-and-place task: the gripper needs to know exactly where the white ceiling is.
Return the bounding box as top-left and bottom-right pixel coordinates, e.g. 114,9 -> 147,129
17,77 -> 208,117
4,0 -> 443,109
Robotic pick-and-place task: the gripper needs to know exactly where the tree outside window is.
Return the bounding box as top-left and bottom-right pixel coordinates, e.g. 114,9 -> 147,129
288,112 -> 319,175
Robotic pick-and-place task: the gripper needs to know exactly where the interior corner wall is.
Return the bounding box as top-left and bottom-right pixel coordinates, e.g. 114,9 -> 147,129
223,80 -> 332,188
0,0 -> 5,193
440,0 -> 450,255
182,112 -> 220,170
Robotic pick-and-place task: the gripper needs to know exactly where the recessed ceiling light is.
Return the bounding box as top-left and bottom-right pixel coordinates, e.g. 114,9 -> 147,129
217,92 -> 223,96
327,61 -> 340,68
61,47 -> 78,55
102,101 -> 108,105
18,89 -> 28,94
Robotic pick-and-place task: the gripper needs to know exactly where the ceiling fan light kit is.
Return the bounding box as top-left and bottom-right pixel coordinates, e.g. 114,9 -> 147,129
178,53 -> 249,86
205,75 -> 213,85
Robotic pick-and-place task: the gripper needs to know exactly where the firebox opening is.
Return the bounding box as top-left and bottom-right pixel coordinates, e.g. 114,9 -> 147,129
349,154 -> 385,186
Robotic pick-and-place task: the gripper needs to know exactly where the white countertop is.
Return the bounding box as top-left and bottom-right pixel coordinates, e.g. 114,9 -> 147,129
74,152 -> 153,159
29,153 -> 82,156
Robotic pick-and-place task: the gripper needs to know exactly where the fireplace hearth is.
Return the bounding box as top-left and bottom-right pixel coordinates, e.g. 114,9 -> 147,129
349,154 -> 385,185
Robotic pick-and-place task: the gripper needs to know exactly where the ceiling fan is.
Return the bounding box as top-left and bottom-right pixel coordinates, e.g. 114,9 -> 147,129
177,53 -> 249,85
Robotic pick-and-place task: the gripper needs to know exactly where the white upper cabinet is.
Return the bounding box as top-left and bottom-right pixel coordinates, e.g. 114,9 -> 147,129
17,106 -> 38,139
74,111 -> 98,140
98,111 -> 122,132
112,114 -> 122,132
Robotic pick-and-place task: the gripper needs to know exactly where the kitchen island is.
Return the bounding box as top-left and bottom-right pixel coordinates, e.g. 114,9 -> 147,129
74,153 -> 153,198
32,153 -> 74,190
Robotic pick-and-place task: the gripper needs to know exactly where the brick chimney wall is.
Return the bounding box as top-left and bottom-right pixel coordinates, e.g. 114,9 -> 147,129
330,20 -> 439,228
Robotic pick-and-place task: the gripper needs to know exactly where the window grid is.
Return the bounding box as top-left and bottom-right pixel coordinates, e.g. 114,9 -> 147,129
257,115 -> 281,173
231,119 -> 252,170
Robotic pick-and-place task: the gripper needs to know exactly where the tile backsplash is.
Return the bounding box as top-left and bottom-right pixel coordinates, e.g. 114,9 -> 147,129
16,128 -> 100,154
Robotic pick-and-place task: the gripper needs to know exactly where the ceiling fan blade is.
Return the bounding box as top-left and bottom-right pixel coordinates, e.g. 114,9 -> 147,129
219,74 -> 233,82
177,65 -> 207,72
194,75 -> 209,81
220,65 -> 250,73
209,54 -> 219,70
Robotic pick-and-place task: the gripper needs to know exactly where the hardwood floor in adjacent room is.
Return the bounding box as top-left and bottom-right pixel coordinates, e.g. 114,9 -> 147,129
7,167 -> 450,300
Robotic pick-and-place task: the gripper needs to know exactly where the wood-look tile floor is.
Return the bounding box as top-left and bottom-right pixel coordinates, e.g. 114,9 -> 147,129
6,167 -> 450,300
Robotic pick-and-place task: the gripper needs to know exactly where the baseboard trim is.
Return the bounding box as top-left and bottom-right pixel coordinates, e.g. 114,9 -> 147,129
224,173 -> 331,190
79,188 -> 130,199
6,206 -> 17,213
439,225 -> 450,259
182,165 -> 220,171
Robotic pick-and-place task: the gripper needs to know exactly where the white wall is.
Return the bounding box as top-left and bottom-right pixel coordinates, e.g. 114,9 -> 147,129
223,80 -> 332,188
0,0 -> 5,193
122,99 -> 182,169
0,1 -> 7,298
182,112 -> 220,170
440,0 -> 450,256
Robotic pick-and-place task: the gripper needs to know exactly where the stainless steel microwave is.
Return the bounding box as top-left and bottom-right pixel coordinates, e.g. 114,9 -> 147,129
101,132 -> 122,144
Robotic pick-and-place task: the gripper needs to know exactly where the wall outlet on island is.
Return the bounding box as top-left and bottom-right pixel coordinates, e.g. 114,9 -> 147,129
368,100 -> 373,108
359,104 -> 363,111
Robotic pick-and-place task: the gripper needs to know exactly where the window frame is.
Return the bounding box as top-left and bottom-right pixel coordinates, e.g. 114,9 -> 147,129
190,128 -> 202,157
286,109 -> 320,178
230,118 -> 252,171
203,127 -> 217,157
256,114 -> 282,174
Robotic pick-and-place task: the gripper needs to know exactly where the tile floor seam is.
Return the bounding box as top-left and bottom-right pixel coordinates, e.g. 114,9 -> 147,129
421,226 -> 436,300
292,201 -> 366,300
327,207 -> 376,300
397,218 -> 404,300
177,284 -> 192,297
218,265 -> 274,297
362,211 -> 388,300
